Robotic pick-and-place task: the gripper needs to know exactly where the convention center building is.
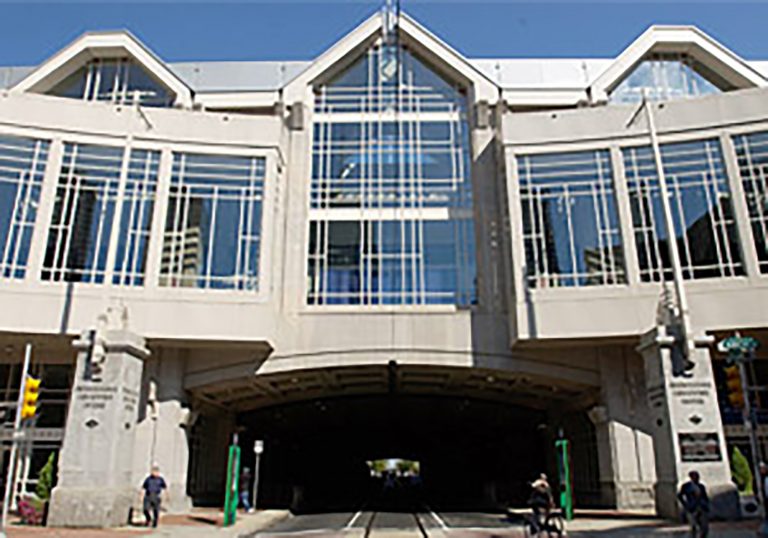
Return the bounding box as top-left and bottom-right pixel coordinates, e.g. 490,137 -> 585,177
0,9 -> 766,526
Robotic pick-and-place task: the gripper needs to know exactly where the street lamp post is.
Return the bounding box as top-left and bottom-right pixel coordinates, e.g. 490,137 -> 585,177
253,440 -> 264,511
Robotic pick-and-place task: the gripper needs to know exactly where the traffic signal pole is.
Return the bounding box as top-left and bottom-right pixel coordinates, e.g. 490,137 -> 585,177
719,333 -> 762,508
642,93 -> 695,361
738,356 -> 763,508
1,343 -> 32,535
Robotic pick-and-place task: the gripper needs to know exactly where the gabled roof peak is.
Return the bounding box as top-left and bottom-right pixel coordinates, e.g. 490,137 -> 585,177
590,23 -> 766,102
10,29 -> 193,107
282,9 -> 499,104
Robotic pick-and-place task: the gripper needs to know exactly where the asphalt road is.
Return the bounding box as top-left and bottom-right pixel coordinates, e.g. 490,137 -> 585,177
250,509 -> 529,537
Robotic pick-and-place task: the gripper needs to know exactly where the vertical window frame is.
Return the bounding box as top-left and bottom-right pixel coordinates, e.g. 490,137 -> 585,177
623,138 -> 744,282
159,152 -> 266,292
0,135 -> 50,280
518,149 -> 627,289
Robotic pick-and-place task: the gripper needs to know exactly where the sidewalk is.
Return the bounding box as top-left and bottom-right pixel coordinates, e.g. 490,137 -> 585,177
504,509 -> 761,537
565,513 -> 759,537
3,508 -> 289,538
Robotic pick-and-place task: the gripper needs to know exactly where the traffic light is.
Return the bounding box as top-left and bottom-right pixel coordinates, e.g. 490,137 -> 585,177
724,365 -> 745,409
20,376 -> 40,420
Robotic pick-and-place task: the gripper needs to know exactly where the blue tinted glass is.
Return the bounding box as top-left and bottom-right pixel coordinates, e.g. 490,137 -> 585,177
610,56 -> 720,104
309,42 -> 475,306
519,150 -> 626,287
623,139 -> 742,281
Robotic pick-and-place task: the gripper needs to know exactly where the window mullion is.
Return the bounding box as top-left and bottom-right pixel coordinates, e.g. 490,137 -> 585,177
104,138 -> 133,287
722,133 -> 762,277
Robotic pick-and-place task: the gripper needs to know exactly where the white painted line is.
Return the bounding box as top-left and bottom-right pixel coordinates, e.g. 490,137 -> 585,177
257,529 -> 345,537
345,509 -> 364,529
427,508 -> 449,531
446,526 -> 519,533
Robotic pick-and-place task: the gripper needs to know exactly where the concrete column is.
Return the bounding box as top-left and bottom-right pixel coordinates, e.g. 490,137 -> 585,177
48,324 -> 149,527
638,325 -> 738,519
131,348 -> 192,513
591,349 -> 657,511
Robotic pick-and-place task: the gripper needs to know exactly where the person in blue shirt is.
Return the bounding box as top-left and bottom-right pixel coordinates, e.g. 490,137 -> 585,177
677,470 -> 709,538
140,464 -> 168,528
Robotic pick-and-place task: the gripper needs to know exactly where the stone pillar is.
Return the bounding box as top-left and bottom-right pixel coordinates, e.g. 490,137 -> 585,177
638,325 -> 738,519
590,408 -> 657,510
590,349 -> 657,511
48,327 -> 148,527
132,349 -> 192,512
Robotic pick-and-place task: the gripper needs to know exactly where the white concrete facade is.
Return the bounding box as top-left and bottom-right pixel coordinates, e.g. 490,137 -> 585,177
0,10 -> 765,524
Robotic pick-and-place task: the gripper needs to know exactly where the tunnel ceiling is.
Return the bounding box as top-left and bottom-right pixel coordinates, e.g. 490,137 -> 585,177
189,363 -> 597,414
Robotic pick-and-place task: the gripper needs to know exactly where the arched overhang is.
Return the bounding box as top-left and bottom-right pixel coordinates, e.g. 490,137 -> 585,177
10,30 -> 194,108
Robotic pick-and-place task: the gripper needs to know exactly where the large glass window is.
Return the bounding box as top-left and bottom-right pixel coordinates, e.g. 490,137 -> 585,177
42,143 -> 122,283
0,135 -> 49,279
733,131 -> 768,273
624,139 -> 743,281
518,150 -> 626,288
308,219 -> 474,305
311,120 -> 468,209
609,53 -> 721,104
160,153 -> 265,291
315,45 -> 464,114
51,58 -> 173,107
112,149 -> 160,286
308,43 -> 475,306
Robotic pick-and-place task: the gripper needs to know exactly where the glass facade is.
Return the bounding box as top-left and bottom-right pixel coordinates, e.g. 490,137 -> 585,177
51,58 -> 173,107
0,135 -> 49,279
518,150 -> 626,288
42,143 -> 122,284
610,53 -> 721,104
112,149 -> 160,286
308,43 -> 475,305
733,131 -> 768,273
624,139 -> 743,281
159,153 -> 265,291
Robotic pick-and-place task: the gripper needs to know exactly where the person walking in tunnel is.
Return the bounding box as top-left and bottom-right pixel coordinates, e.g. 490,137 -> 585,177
240,467 -> 255,513
140,464 -> 168,528
677,470 -> 709,538
528,473 -> 554,533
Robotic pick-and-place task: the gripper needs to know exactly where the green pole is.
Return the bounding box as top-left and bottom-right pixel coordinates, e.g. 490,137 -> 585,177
555,438 -> 574,521
223,441 -> 241,527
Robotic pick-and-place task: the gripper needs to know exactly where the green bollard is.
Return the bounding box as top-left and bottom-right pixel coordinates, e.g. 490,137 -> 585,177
555,438 -> 574,521
223,442 -> 241,527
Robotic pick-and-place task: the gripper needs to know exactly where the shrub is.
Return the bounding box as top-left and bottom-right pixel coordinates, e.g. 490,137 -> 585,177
731,446 -> 754,495
35,452 -> 56,501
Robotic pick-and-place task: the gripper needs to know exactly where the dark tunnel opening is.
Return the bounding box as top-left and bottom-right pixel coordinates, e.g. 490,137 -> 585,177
234,394 -> 551,514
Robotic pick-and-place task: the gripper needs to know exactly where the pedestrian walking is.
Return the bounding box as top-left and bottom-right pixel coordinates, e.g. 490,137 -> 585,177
677,470 -> 709,538
240,467 -> 255,513
140,464 -> 168,528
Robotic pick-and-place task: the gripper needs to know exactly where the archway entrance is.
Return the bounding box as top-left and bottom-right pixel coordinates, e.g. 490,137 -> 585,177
237,395 -> 555,513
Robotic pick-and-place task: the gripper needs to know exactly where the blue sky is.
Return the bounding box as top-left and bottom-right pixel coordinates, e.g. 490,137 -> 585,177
1,2 -> 767,66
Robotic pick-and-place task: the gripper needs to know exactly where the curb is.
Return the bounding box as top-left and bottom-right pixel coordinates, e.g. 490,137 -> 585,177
234,510 -> 291,538
144,510 -> 291,538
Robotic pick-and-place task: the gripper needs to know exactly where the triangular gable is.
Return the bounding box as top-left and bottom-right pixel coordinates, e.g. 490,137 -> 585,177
283,11 -> 499,104
11,31 -> 193,108
590,25 -> 767,103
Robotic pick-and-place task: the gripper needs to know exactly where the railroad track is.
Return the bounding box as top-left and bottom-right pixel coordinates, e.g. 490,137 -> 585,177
363,510 -> 429,537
